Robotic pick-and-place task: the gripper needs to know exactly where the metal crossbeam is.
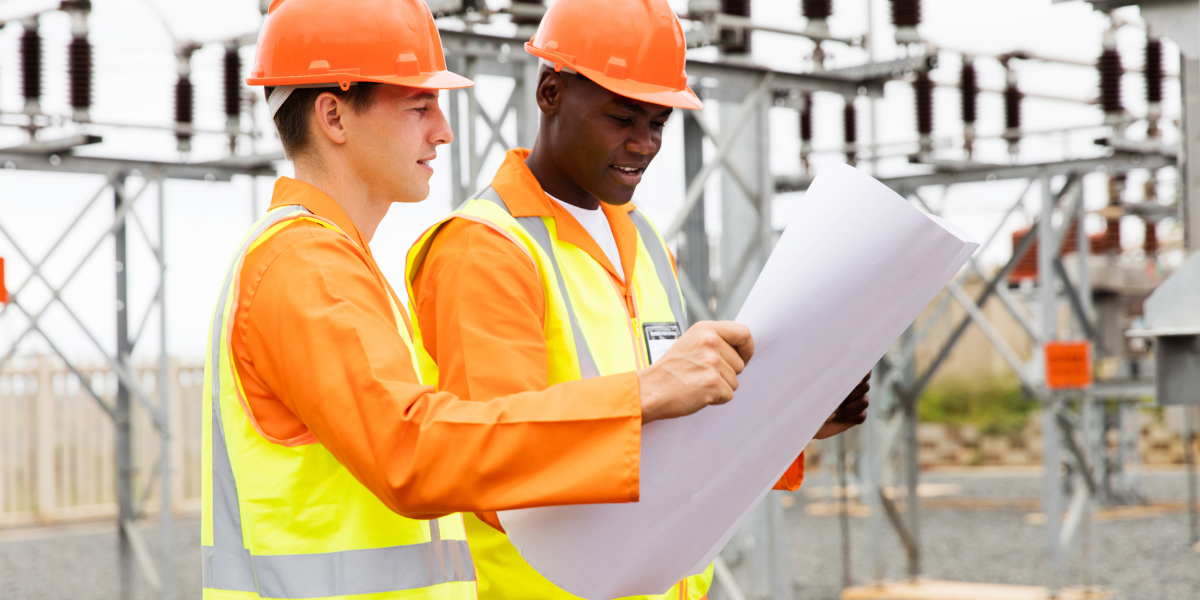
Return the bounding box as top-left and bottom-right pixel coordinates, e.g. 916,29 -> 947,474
0,151 -> 274,181
912,190 -> 1044,346
666,73 -> 774,241
776,154 -> 1175,195
900,175 -> 1079,404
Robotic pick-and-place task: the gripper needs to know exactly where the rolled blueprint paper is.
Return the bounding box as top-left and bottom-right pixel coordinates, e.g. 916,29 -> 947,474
499,162 -> 979,599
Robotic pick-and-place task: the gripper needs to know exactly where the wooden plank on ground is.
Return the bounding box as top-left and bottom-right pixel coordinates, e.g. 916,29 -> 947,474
841,579 -> 1110,600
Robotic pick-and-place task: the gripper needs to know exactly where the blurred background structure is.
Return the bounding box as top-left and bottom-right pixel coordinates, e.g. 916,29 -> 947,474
0,0 -> 1198,599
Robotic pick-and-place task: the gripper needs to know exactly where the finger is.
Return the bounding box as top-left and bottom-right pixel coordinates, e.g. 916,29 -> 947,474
710,378 -> 736,405
837,397 -> 870,416
862,371 -> 872,383
851,378 -> 871,396
710,351 -> 739,391
714,335 -> 746,374
707,321 -> 754,364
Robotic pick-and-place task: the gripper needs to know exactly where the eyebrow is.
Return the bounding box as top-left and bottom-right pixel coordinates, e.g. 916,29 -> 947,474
408,92 -> 438,102
611,99 -> 673,120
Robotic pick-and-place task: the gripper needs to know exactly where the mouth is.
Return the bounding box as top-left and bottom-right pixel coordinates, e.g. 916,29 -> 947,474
417,155 -> 436,173
609,164 -> 645,185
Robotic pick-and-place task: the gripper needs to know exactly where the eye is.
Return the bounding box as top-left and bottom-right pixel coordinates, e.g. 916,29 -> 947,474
610,114 -> 633,124
651,120 -> 666,130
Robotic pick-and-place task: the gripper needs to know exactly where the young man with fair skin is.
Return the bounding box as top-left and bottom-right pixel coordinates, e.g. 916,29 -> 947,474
202,1 -> 756,598
405,1 -> 869,598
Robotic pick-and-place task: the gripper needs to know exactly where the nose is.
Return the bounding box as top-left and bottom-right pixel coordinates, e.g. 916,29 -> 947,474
430,102 -> 454,146
624,121 -> 657,156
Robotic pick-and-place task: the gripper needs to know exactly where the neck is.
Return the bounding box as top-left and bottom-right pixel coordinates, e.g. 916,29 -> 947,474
293,154 -> 389,242
526,136 -> 601,211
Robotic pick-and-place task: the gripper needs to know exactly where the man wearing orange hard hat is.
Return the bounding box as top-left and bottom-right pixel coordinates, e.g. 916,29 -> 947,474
405,0 -> 870,598
202,0 -> 761,598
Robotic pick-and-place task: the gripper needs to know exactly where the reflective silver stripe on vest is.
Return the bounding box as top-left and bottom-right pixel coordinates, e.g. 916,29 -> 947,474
473,187 -> 601,380
628,209 -> 687,326
204,206 -> 475,598
249,540 -> 474,599
205,205 -> 308,594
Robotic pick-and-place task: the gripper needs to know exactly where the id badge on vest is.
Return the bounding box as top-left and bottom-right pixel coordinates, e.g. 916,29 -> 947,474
643,322 -> 682,365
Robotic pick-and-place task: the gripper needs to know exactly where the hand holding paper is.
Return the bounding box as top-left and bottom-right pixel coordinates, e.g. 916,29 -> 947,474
499,162 -> 979,599
637,321 -> 755,424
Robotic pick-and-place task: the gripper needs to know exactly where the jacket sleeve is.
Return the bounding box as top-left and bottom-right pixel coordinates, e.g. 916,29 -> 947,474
773,456 -> 805,491
240,226 -> 641,520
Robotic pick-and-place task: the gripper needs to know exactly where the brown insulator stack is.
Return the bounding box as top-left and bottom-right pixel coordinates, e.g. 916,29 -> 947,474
961,56 -> 977,156
721,0 -> 751,54
62,1 -> 93,121
800,93 -> 813,172
844,98 -> 857,166
21,19 -> 42,113
1002,66 -> 1022,156
68,38 -> 92,118
224,44 -> 242,150
174,44 -> 199,153
914,70 -> 933,155
1098,46 -> 1123,124
890,0 -> 921,44
1144,221 -> 1159,255
1145,36 -> 1163,138
175,76 -> 193,152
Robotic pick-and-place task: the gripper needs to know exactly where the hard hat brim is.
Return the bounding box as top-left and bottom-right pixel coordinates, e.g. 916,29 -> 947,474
527,44 -> 702,110
247,69 -> 474,90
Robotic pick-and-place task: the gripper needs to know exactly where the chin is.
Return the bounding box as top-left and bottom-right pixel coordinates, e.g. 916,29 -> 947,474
598,188 -> 635,206
403,184 -> 431,204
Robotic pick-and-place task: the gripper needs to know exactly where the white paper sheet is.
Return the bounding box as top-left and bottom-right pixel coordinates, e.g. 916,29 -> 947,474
498,162 -> 979,599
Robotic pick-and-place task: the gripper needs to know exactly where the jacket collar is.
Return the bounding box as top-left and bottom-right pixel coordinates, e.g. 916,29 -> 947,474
268,177 -> 373,254
490,149 -> 639,286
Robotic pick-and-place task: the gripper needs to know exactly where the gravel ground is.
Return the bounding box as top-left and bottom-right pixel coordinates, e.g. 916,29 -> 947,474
786,468 -> 1200,600
0,468 -> 1196,600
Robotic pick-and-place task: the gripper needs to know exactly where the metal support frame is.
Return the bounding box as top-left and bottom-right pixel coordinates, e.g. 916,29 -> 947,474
852,146 -> 1174,591
0,156 -> 272,599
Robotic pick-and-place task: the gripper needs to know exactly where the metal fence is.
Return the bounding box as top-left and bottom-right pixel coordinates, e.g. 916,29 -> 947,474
0,357 -> 203,527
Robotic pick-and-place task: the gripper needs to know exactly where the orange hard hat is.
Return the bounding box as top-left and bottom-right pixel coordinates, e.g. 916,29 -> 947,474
247,0 -> 472,91
525,0 -> 701,110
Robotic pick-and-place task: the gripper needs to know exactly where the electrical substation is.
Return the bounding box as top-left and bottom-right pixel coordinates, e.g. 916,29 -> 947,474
0,0 -> 1198,599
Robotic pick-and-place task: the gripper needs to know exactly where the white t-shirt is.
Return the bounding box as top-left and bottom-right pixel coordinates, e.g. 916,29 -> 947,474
550,195 -> 624,281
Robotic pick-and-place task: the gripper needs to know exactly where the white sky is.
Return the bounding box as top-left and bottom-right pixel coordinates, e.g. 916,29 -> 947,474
0,0 -> 1183,362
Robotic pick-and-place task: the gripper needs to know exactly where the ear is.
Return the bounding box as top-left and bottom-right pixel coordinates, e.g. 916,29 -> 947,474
535,68 -> 566,116
312,92 -> 348,145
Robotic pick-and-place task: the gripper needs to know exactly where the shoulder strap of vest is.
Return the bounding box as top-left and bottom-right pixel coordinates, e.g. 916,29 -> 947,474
472,187 -> 601,380
627,209 -> 686,326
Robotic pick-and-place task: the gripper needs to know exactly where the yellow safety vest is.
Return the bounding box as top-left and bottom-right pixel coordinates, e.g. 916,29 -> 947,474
202,205 -> 475,600
406,188 -> 713,600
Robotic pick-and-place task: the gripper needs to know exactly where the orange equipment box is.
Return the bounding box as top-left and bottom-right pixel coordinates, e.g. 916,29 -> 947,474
0,257 -> 7,304
1044,341 -> 1092,390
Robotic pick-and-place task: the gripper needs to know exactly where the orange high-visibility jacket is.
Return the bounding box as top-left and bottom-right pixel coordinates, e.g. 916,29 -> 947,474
228,176 -> 650,519
409,150 -> 805,528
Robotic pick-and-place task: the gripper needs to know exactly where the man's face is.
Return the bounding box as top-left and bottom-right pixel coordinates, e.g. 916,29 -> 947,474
554,75 -> 673,206
339,85 -> 453,204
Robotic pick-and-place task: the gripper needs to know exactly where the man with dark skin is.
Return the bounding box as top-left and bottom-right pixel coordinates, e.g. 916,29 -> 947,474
406,62 -> 869,600
524,65 -> 871,438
